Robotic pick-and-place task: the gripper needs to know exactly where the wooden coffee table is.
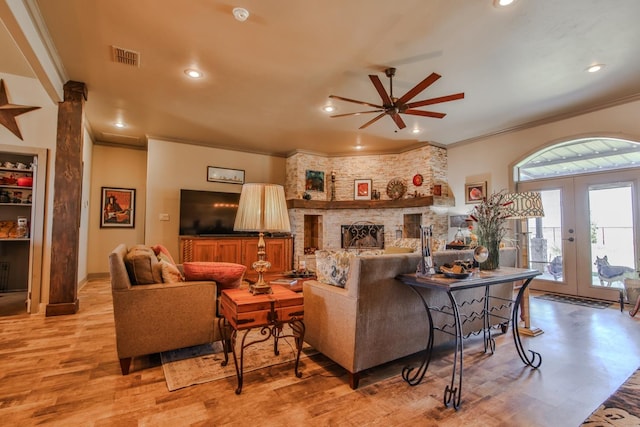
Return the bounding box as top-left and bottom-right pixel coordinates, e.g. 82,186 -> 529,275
218,285 -> 305,394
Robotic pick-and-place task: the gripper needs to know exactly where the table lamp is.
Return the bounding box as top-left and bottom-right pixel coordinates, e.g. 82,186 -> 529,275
234,183 -> 291,295
505,191 -> 545,336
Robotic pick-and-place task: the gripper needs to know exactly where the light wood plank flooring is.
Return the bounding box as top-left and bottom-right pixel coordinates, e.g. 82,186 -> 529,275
1,278 -> 640,426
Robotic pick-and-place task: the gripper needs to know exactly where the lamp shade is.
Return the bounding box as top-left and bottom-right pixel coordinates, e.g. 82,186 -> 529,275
504,191 -> 545,219
233,183 -> 291,232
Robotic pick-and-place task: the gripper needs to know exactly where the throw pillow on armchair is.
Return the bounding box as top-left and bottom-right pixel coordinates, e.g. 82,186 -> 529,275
183,262 -> 247,291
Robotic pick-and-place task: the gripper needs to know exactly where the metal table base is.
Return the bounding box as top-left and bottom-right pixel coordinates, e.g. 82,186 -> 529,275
398,268 -> 542,410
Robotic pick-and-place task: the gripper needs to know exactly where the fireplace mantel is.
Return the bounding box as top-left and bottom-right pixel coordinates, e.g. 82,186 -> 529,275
287,196 -> 434,210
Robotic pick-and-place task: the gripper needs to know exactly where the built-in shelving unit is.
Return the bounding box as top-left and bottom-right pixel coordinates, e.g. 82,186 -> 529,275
0,158 -> 34,294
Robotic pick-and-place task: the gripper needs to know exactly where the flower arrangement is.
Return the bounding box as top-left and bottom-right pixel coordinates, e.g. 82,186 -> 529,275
468,189 -> 512,270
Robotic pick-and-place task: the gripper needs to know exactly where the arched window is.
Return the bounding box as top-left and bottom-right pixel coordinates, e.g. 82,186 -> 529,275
516,137 -> 640,181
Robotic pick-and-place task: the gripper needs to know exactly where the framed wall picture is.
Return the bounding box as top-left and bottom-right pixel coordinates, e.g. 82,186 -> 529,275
101,187 -> 135,228
207,166 -> 245,184
305,170 -> 325,192
465,181 -> 487,204
354,179 -> 372,200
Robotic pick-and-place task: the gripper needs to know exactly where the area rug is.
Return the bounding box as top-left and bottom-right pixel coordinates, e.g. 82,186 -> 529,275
161,326 -> 316,391
582,368 -> 640,425
535,293 -> 612,309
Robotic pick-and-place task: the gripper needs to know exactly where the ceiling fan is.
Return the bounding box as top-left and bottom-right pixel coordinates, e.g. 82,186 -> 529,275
329,68 -> 464,130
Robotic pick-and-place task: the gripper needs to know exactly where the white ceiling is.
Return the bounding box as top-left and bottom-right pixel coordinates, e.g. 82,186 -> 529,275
4,0 -> 640,156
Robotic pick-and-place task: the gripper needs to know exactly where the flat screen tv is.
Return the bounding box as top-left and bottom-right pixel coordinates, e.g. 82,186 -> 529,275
179,189 -> 248,236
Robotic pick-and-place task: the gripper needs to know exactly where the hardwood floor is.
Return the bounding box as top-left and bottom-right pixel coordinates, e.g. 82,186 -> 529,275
1,279 -> 640,426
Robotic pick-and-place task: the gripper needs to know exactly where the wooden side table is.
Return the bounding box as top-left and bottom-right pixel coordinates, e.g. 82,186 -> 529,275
219,285 -> 305,394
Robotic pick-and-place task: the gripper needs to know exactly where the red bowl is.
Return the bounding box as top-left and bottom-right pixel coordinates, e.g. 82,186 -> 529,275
17,177 -> 33,187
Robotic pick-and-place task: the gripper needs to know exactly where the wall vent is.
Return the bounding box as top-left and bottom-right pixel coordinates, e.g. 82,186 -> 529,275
111,46 -> 140,67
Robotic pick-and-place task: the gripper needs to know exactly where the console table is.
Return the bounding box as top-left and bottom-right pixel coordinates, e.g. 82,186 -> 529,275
219,285 -> 305,394
397,267 -> 541,410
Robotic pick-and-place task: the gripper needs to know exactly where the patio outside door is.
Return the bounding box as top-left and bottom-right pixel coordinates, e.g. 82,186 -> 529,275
517,169 -> 639,302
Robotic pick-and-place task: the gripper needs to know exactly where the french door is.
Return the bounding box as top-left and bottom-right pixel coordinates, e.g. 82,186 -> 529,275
518,169 -> 640,301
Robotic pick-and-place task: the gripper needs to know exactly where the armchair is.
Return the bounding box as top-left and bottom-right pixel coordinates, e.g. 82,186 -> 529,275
108,244 -> 223,374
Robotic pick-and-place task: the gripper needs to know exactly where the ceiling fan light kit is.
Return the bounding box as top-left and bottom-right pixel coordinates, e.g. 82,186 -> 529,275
329,68 -> 464,130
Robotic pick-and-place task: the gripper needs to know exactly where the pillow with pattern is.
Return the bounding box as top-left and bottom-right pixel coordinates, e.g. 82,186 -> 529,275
151,244 -> 177,265
160,260 -> 184,283
388,238 -> 420,252
315,250 -> 355,288
357,249 -> 385,256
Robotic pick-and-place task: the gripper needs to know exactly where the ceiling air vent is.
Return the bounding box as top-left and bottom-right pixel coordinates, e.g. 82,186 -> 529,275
111,46 -> 140,67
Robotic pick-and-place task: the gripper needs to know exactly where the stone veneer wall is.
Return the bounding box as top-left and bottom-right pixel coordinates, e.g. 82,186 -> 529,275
285,145 -> 447,201
285,145 -> 451,264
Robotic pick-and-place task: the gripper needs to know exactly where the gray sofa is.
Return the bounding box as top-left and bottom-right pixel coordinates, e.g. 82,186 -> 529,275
302,248 -> 517,388
109,244 -> 222,374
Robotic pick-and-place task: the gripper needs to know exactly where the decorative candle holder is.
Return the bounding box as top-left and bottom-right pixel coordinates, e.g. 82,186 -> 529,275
330,171 -> 336,201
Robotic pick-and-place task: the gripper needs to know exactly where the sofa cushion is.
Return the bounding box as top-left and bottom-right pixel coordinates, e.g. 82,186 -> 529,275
160,260 -> 184,283
356,249 -> 385,256
384,246 -> 414,254
315,250 -> 355,288
183,262 -> 246,291
124,245 -> 163,285
388,238 -> 420,252
151,244 -> 177,265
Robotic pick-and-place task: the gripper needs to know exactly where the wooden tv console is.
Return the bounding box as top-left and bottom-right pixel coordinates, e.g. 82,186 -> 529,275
179,235 -> 294,281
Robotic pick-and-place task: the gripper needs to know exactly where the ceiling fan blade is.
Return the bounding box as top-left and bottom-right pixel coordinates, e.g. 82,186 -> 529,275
403,109 -> 446,119
397,72 -> 441,105
390,113 -> 406,129
330,110 -> 383,118
359,113 -> 386,129
405,92 -> 465,109
369,75 -> 393,105
329,95 -> 383,109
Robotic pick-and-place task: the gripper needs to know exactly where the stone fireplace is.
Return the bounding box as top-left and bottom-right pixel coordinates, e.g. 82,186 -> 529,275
285,144 -> 451,265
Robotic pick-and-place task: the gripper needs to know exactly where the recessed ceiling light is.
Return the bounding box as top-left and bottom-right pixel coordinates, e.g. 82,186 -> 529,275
411,128 -> 421,134
233,7 -> 249,22
493,0 -> 516,7
355,145 -> 363,150
184,69 -> 203,79
586,64 -> 605,73
114,121 -> 126,128
323,105 -> 335,113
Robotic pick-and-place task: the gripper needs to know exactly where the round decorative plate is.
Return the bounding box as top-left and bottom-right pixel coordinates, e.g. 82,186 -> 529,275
386,178 -> 407,200
412,173 -> 423,186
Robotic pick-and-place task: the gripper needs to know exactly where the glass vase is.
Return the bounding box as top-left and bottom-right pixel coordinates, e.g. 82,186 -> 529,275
477,233 -> 500,270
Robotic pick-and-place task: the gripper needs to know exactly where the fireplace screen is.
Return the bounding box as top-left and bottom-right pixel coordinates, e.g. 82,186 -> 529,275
341,222 -> 384,249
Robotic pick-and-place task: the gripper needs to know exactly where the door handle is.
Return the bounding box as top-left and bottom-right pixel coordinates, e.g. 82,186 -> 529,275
563,237 -> 575,242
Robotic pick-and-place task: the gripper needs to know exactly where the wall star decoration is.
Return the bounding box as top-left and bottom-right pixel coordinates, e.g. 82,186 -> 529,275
0,79 -> 41,140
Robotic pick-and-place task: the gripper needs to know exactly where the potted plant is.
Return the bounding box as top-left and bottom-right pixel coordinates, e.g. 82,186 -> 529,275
468,190 -> 512,270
